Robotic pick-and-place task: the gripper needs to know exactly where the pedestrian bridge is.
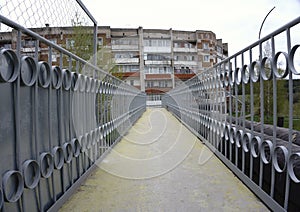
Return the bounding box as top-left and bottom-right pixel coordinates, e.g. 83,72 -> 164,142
1,2 -> 300,211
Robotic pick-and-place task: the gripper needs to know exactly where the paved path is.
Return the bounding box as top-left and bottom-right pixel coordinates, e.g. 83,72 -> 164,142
59,108 -> 269,212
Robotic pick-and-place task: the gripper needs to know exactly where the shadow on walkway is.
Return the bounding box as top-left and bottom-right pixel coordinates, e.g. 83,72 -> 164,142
60,108 -> 269,211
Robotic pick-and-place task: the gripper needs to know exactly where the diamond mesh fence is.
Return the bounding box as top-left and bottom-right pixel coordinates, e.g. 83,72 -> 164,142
1,0 -> 94,31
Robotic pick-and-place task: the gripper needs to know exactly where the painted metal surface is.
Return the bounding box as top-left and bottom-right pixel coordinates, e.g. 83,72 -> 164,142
0,9 -> 146,211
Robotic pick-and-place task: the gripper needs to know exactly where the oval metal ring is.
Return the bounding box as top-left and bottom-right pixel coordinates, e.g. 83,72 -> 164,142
260,57 -> 273,81
228,69 -> 234,86
96,127 -> 101,144
272,145 -> 288,173
39,152 -> 54,178
224,125 -> 230,141
79,135 -> 87,153
103,82 -> 108,94
229,127 -> 237,144
241,65 -> 250,84
99,81 -> 104,94
288,44 -> 300,75
0,187 -> 3,209
90,78 -> 97,93
51,66 -> 63,89
2,170 -> 24,202
104,123 -> 109,137
109,121 -> 113,133
216,121 -> 222,135
249,60 -> 260,83
250,136 -> 262,158
260,140 -> 273,164
235,130 -> 243,148
288,152 -> 300,183
20,56 -> 37,86
242,132 -> 251,152
86,132 -> 92,150
62,69 -> 72,90
212,119 -> 217,133
234,67 -> 242,85
0,48 -> 19,83
223,71 -> 229,87
91,130 -> 97,145
85,76 -> 91,92
52,146 -> 64,169
107,83 -> 112,95
63,142 -> 73,164
220,123 -> 226,137
79,74 -> 86,92
22,159 -> 40,189
272,51 -> 289,79
95,80 -> 101,93
71,138 -> 81,157
71,72 -> 79,91
38,61 -> 51,88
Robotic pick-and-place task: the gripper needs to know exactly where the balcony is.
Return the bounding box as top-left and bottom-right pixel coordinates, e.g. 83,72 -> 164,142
173,60 -> 198,66
144,60 -> 171,65
145,87 -> 172,93
173,47 -> 197,53
115,58 -> 139,64
112,71 -> 140,79
145,74 -> 172,80
144,46 -> 171,53
174,73 -> 196,80
112,45 -> 139,51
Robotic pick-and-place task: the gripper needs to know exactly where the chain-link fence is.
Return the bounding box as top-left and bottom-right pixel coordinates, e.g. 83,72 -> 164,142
1,0 -> 95,31
0,0 -> 98,67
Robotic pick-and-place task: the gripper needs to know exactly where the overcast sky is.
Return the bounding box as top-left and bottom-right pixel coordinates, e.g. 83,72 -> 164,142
83,0 -> 300,56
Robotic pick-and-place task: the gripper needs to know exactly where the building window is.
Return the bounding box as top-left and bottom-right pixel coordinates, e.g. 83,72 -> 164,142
146,81 -> 154,88
204,55 -> 210,62
98,38 -> 103,46
22,39 -> 35,47
144,39 -> 170,47
66,39 -> 75,49
130,80 -> 134,86
120,65 -> 139,72
112,38 -> 138,45
2,43 -> 12,49
203,43 -> 209,50
52,54 -> 57,62
159,81 -> 168,87
50,39 -> 57,44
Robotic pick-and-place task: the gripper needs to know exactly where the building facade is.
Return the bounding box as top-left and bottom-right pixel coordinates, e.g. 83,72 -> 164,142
0,26 -> 228,99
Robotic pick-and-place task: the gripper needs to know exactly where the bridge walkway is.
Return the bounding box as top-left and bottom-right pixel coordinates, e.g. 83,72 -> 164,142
59,108 -> 268,211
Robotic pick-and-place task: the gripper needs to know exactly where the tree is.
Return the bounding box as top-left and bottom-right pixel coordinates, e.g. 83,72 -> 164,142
65,12 -> 115,74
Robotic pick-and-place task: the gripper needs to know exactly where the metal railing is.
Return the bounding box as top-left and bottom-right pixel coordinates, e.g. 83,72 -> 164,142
163,16 -> 300,211
0,2 -> 146,211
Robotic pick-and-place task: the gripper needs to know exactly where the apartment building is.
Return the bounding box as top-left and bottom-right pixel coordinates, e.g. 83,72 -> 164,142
0,26 -> 228,98
109,27 -> 228,99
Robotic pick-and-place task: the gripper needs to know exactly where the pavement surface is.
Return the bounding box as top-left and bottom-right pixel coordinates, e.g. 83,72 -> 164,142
59,108 -> 269,212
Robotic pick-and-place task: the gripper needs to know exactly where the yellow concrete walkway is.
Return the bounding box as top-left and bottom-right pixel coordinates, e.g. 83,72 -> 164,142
59,108 -> 269,212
